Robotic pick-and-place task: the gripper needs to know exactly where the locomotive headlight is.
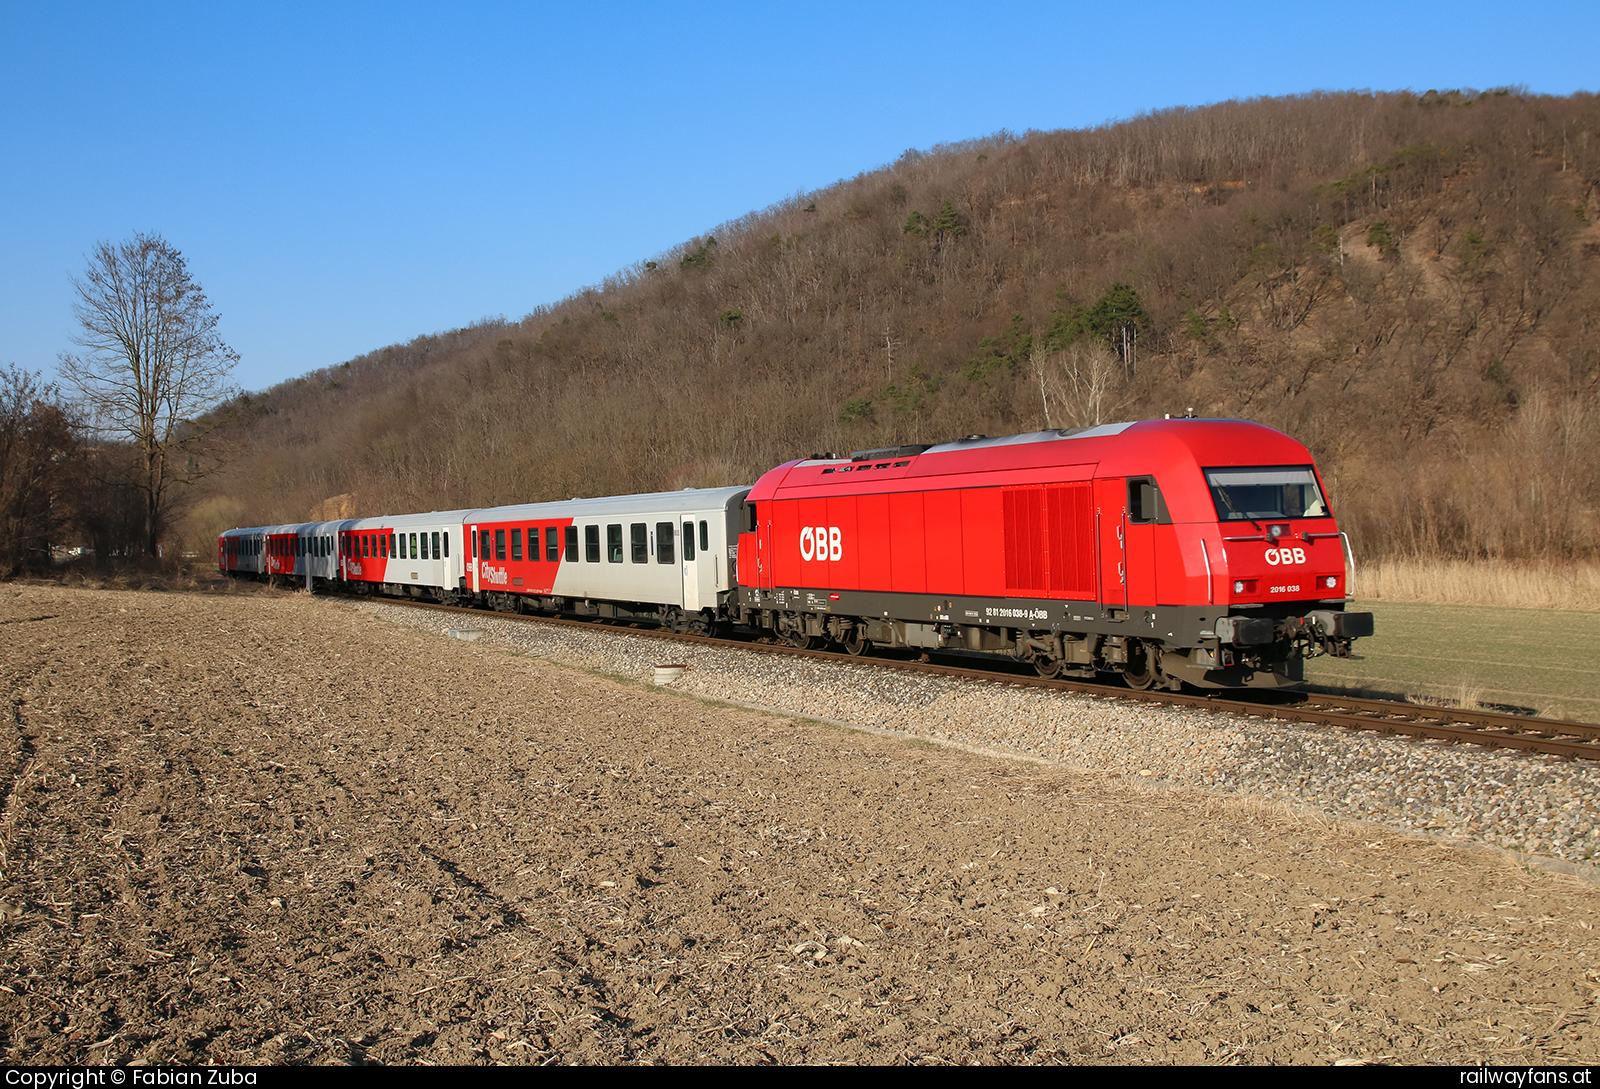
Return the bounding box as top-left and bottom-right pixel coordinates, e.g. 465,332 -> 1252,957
1326,576 -> 1337,588
1234,580 -> 1245,593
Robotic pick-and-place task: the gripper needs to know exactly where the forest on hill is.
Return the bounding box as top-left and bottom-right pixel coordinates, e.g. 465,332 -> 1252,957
198,89 -> 1600,563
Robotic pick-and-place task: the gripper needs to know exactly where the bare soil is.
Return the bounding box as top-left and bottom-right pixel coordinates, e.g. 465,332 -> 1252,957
1,584 -> 1596,1065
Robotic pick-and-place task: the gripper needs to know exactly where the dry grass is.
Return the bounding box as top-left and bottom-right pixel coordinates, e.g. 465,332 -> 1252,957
1358,558 -> 1600,611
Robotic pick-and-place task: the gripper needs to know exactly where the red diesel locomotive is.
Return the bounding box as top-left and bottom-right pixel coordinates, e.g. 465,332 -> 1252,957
732,419 -> 1370,690
219,418 -> 1371,691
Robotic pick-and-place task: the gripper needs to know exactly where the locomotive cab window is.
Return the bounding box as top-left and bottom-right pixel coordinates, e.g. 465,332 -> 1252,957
743,502 -> 757,533
1204,466 -> 1329,522
607,525 -> 623,563
630,523 -> 647,563
656,522 -> 675,564
585,525 -> 600,563
1127,477 -> 1171,524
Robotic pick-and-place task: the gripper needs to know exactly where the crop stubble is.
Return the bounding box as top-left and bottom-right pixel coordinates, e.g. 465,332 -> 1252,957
0,585 -> 1596,1064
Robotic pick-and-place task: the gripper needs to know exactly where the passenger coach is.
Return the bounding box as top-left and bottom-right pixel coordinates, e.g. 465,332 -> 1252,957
463,488 -> 748,631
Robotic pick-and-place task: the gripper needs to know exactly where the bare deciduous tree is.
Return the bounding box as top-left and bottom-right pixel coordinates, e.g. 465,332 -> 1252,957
1033,341 -> 1124,429
59,233 -> 238,557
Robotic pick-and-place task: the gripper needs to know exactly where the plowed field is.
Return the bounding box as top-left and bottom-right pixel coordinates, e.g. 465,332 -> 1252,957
2,584 -> 1596,1064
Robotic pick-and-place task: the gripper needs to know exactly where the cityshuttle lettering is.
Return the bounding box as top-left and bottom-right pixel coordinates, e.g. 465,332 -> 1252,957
480,564 -> 509,586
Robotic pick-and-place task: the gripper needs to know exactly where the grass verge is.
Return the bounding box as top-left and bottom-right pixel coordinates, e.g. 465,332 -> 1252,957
1304,599 -> 1600,722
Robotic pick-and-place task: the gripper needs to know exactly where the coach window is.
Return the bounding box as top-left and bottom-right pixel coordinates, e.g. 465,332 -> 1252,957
607,525 -> 623,563
511,528 -> 523,562
630,523 -> 647,563
390,532 -> 397,557
564,525 -> 578,562
432,532 -> 441,558
699,520 -> 709,553
420,533 -> 429,560
657,522 -> 675,564
585,525 -> 600,563
442,532 -> 449,558
682,522 -> 695,561
541,526 -> 555,562
494,528 -> 506,561
479,530 -> 490,559
407,533 -> 416,559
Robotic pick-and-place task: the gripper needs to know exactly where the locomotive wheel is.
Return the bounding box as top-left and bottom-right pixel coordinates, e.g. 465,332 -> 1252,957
845,629 -> 871,656
1121,640 -> 1157,690
1033,654 -> 1063,679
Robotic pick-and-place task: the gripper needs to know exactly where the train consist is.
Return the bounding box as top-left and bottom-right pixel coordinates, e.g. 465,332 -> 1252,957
219,418 -> 1373,691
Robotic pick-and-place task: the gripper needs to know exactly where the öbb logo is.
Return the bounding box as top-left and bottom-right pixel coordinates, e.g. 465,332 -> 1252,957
800,526 -> 842,562
1264,547 -> 1307,566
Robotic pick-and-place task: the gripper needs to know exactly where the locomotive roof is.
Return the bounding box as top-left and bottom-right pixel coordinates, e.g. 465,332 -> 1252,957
757,418 -> 1321,522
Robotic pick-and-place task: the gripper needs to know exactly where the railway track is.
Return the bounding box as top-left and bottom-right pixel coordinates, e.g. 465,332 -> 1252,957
337,591 -> 1600,763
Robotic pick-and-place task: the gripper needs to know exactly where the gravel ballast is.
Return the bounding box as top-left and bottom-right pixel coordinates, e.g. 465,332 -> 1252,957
357,601 -> 1600,869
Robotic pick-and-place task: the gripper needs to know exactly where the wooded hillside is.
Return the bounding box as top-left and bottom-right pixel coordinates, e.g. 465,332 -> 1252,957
200,89 -> 1600,562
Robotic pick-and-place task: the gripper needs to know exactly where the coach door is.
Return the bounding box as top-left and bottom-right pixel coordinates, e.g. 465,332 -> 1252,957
1094,477 -> 1128,620
469,523 -> 480,593
679,518 -> 701,612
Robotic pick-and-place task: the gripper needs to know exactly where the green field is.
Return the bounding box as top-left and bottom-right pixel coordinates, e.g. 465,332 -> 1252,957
1302,600 -> 1600,723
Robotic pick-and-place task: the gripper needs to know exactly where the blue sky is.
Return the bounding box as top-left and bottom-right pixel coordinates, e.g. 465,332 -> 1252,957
2,1 -> 1594,394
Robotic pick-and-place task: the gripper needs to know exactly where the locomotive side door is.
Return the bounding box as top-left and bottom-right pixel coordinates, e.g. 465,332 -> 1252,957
755,502 -> 774,590
1094,477 -> 1128,619
1122,476 -> 1161,619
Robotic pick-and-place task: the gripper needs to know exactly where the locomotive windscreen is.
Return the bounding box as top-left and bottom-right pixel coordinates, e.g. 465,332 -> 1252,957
1204,466 -> 1328,521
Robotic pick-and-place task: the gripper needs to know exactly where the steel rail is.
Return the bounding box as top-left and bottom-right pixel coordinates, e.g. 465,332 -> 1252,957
327,590 -> 1600,762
